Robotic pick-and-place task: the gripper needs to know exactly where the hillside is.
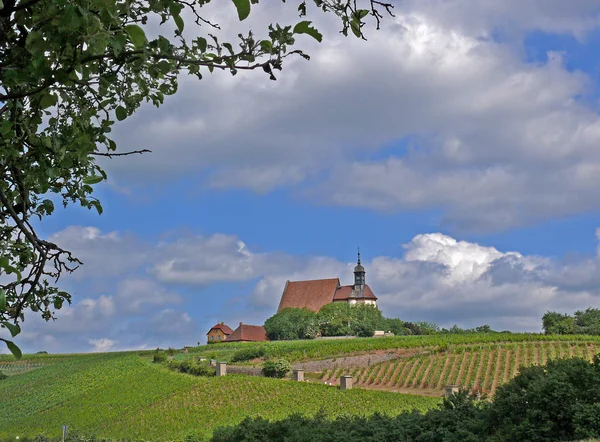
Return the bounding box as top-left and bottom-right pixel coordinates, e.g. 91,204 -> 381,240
0,352 -> 437,441
3,333 -> 600,440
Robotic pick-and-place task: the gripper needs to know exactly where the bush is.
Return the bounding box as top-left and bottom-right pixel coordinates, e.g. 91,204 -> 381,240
153,353 -> 168,363
262,359 -> 291,378
0,371 -> 7,381
167,359 -> 215,377
231,346 -> 266,363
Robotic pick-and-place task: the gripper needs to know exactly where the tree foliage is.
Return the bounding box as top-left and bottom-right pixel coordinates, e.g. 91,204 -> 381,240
264,307 -> 318,341
542,307 -> 600,335
0,0 -> 394,357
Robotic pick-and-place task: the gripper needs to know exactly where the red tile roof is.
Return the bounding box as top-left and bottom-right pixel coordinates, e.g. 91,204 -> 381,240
277,278 -> 340,313
333,284 -> 377,301
226,324 -> 268,342
206,323 -> 234,335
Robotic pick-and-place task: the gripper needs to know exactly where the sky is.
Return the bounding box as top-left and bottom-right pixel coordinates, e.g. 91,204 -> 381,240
6,0 -> 600,354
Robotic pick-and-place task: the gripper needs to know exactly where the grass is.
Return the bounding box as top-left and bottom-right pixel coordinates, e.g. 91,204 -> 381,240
0,352 -> 439,441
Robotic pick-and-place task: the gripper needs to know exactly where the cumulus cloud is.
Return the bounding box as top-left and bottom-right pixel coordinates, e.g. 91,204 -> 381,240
95,2 -> 600,232
89,338 -> 116,353
11,224 -> 600,353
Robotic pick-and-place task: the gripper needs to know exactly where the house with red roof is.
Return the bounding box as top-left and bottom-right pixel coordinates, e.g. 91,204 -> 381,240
277,252 -> 377,313
206,322 -> 234,343
226,323 -> 268,342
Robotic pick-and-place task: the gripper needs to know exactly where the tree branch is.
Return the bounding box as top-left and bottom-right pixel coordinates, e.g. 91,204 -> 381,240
91,149 -> 151,158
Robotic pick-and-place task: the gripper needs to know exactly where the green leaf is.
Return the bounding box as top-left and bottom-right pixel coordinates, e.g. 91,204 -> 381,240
39,93 -> 58,110
197,37 -> 207,52
83,175 -> 104,185
2,322 -> 20,338
157,60 -> 171,74
0,289 -> 5,312
350,19 -> 361,38
1,339 -> 22,360
124,24 -> 148,48
293,21 -> 323,42
174,15 -> 184,33
232,0 -> 251,21
115,106 -> 127,121
260,40 -> 272,53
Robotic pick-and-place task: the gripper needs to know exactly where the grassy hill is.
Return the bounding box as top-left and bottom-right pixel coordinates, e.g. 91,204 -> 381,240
3,333 -> 600,441
0,351 -> 437,441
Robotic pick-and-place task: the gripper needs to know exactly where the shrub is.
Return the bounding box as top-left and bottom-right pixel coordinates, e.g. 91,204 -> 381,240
231,346 -> 266,363
153,353 -> 168,364
167,359 -> 215,377
0,371 -> 7,381
262,359 -> 291,378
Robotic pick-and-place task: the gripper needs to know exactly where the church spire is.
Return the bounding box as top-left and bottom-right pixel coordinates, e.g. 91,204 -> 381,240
353,248 -> 365,289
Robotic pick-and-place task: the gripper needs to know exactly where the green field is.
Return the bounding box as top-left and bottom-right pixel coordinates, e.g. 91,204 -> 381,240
182,332 -> 600,363
0,352 -> 438,441
4,333 -> 600,441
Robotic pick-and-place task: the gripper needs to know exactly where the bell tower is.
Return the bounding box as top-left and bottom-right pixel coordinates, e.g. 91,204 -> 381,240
353,248 -> 365,290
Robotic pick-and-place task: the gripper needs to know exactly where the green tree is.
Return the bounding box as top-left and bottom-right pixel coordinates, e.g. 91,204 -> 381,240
490,355 -> 600,441
264,308 -> 318,340
316,302 -> 385,337
542,311 -> 575,335
0,0 -> 394,357
574,307 -> 600,335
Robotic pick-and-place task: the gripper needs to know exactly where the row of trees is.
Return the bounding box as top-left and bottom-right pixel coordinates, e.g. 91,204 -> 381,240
263,305 -> 496,341
212,356 -> 600,441
542,308 -> 600,335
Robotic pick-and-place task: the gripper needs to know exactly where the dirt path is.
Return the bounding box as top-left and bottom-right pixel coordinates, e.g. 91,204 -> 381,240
473,350 -> 488,391
435,355 -> 452,389
454,353 -> 469,386
502,350 -> 512,384
490,348 -> 504,395
292,348 -> 426,373
418,356 -> 435,388
393,360 -> 412,387
513,346 -> 522,377
463,353 -> 477,389
446,354 -> 461,386
387,361 -> 405,387
533,344 -> 540,365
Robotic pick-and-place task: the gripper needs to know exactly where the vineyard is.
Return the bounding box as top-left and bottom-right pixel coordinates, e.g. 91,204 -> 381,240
319,340 -> 600,396
184,332 -> 600,364
0,352 -> 438,441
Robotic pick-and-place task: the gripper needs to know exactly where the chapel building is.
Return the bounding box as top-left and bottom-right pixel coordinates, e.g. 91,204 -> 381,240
277,252 -> 377,313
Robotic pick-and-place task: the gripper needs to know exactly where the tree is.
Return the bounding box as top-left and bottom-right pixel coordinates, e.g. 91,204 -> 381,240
0,0 -> 394,357
574,308 -> 600,335
542,311 -> 575,335
490,355 -> 600,441
264,307 -> 318,340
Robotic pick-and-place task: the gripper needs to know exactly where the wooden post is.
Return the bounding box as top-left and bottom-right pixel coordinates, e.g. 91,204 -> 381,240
217,362 -> 227,376
293,369 -> 304,382
340,375 -> 353,390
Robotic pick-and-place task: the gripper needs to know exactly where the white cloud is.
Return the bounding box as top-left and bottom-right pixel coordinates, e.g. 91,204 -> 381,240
13,224 -> 600,353
88,338 -> 116,352
94,4 -> 600,232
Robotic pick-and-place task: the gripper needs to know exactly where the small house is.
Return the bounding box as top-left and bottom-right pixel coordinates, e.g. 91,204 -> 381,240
206,322 -> 234,343
225,323 -> 268,342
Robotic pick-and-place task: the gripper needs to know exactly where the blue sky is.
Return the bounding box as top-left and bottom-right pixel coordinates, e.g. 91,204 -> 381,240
7,0 -> 600,354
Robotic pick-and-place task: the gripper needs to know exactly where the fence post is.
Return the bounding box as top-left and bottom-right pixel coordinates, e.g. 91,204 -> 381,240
340,375 -> 353,390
